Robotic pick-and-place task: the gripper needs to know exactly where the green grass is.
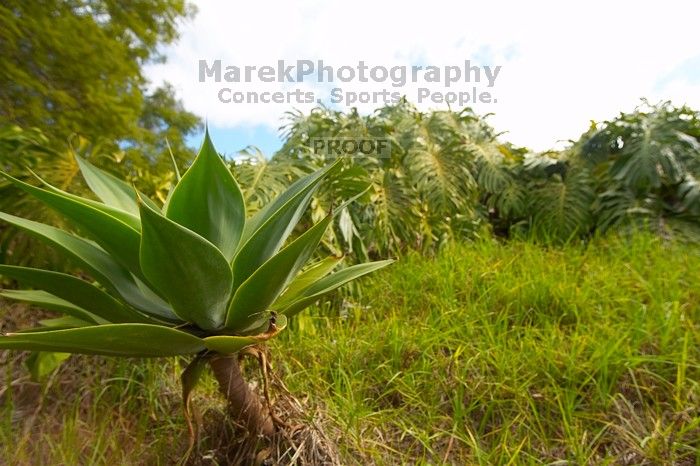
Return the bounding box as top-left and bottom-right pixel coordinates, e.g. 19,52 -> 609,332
2,235 -> 699,464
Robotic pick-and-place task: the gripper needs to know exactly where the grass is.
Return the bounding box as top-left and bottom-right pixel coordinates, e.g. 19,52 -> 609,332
1,234 -> 699,464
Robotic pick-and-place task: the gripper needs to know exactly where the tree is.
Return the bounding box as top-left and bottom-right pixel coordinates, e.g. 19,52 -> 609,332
0,0 -> 200,151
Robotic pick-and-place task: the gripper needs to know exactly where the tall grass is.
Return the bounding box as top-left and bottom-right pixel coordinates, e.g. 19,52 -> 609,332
1,235 -> 699,464
278,235 -> 700,464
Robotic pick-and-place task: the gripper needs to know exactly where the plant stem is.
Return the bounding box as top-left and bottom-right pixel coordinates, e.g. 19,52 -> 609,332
209,354 -> 274,437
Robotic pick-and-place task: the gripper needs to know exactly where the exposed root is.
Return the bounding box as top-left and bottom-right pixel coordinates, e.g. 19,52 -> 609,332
189,346 -> 341,465
265,365 -> 341,465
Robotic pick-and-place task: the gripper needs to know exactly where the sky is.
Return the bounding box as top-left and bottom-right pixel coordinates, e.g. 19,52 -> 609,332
145,0 -> 700,157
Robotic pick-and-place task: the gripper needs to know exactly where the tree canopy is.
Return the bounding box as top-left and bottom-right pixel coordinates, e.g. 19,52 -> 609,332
0,0 -> 200,157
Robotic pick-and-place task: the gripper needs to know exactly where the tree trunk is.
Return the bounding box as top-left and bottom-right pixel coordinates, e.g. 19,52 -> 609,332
209,354 -> 274,437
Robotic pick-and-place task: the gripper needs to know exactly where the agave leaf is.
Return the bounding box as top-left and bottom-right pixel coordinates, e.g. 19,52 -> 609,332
0,265 -> 148,324
256,190 -> 365,315
166,131 -> 245,261
226,216 -> 331,330
27,169 -> 142,230
75,155 -> 159,215
204,315 -> 287,353
272,255 -> 344,311
3,172 -> 143,275
166,138 -> 182,181
38,316 -> 93,329
0,324 -> 205,357
240,160 -> 338,240
276,260 -> 394,317
0,213 -> 177,321
232,161 -> 339,289
111,280 -> 179,323
0,289 -> 102,324
139,200 -> 233,330
16,316 -> 93,333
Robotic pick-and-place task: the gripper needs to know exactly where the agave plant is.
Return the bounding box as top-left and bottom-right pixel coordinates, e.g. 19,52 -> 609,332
0,132 -> 391,437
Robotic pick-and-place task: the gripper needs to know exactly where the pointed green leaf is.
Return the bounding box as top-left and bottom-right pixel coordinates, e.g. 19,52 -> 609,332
0,212 -> 130,287
272,255 -> 344,311
263,191 -> 364,312
110,278 -> 178,323
2,172 -> 142,275
75,155 -> 159,215
162,183 -> 176,213
27,169 -> 142,230
139,201 -> 233,330
0,213 -> 177,321
166,138 -> 182,181
204,315 -> 287,354
0,289 -> 102,324
38,316 -> 92,329
232,161 -> 339,289
240,162 -> 337,242
0,265 -> 148,324
226,216 -> 331,330
267,189 -> 363,312
277,260 -> 394,317
0,324 -> 205,357
166,132 -> 245,261
16,316 -> 93,332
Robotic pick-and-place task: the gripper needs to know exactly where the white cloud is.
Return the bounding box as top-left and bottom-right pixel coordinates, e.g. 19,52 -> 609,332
146,0 -> 700,151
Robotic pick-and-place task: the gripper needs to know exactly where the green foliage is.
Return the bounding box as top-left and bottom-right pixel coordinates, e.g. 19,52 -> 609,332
526,158 -> 595,241
0,133 -> 391,357
0,0 -> 200,157
0,126 -> 79,269
2,236 -> 697,464
270,101 -> 503,257
579,101 -> 700,237
482,101 -> 700,242
249,100 -> 700,249
0,2 -> 201,263
0,124 -> 194,272
286,236 -> 700,464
